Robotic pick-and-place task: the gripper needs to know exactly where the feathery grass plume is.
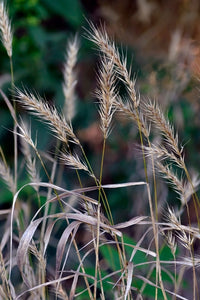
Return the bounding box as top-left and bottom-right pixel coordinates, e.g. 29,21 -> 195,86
87,22 -> 139,108
15,88 -> 79,145
181,173 -> 200,206
61,152 -> 92,176
116,96 -> 150,138
143,100 -> 183,161
166,206 -> 181,229
62,35 -> 79,122
176,230 -> 194,250
96,56 -> 116,138
17,119 -> 37,151
146,146 -> 200,207
19,121 -> 40,191
143,143 -> 184,169
0,158 -> 15,194
0,1 -> 12,57
183,256 -> 200,268
156,161 -> 185,200
165,231 -> 177,257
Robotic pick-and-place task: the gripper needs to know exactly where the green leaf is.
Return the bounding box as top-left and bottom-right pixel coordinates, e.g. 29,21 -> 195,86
100,244 -> 121,271
123,234 -> 148,266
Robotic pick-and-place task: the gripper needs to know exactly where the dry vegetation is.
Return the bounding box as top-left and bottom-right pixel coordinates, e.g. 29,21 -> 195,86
0,1 -> 200,299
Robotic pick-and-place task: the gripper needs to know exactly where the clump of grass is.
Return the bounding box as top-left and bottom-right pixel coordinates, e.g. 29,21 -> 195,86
0,3 -> 200,299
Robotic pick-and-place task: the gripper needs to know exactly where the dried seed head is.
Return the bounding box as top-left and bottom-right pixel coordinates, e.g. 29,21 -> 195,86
0,159 -> 15,194
87,22 -> 138,108
15,88 -> 80,145
63,35 -> 79,122
0,2 -> 12,57
61,152 -> 89,172
165,231 -> 177,256
176,231 -> 194,250
19,121 -> 40,190
96,56 -> 116,138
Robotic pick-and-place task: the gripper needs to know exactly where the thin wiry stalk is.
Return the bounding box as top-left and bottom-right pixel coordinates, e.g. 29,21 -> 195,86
79,141 -> 128,295
93,204 -> 101,300
146,183 -> 168,300
9,57 -> 17,196
79,144 -> 114,224
79,143 -> 125,291
164,231 -> 177,298
63,35 -> 79,122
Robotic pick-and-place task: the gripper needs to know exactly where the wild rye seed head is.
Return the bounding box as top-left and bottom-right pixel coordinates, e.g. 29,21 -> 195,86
61,152 -> 91,175
15,88 -> 80,145
63,35 -> 79,122
96,56 -> 116,139
19,121 -> 40,190
143,100 -> 183,160
87,22 -> 139,108
0,1 -> 12,57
